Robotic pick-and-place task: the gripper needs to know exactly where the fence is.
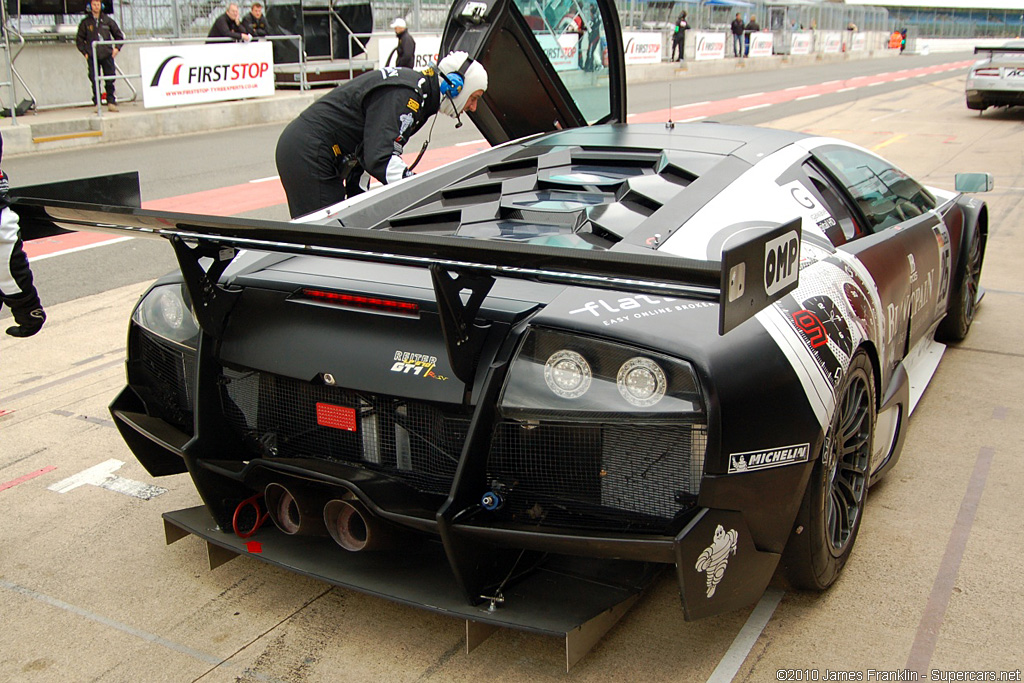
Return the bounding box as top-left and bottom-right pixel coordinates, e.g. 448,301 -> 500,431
5,0 -> 1022,43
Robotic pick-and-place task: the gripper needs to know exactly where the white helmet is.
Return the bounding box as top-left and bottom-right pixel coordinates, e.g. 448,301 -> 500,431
437,51 -> 488,118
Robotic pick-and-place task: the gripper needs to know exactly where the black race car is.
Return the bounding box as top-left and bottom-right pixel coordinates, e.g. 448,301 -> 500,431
22,0 -> 990,664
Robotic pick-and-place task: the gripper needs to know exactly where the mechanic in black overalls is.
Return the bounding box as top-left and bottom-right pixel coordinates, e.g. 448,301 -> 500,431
0,135 -> 45,338
275,51 -> 488,219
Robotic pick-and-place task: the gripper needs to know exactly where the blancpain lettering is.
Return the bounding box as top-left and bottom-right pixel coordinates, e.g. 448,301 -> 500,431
729,443 -> 810,473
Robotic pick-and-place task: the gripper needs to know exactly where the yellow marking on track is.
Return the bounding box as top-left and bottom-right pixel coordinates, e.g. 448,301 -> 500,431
32,131 -> 103,144
871,133 -> 908,151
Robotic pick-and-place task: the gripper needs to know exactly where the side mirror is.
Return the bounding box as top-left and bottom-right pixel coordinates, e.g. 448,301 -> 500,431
955,172 -> 994,193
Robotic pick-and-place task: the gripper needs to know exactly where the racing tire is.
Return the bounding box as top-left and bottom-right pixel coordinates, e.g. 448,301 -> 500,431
781,350 -> 874,591
965,97 -> 986,112
937,222 -> 984,342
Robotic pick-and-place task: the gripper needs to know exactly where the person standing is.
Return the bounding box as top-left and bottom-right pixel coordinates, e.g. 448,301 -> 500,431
581,3 -> 602,72
671,11 -> 689,62
0,134 -> 45,339
241,2 -> 268,38
730,13 -> 744,58
744,15 -> 760,57
275,51 -> 488,218
208,3 -> 251,43
391,18 -> 416,69
76,0 -> 124,112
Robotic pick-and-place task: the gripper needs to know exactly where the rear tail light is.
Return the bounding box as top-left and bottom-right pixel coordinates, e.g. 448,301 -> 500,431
972,67 -> 1000,77
297,288 -> 420,317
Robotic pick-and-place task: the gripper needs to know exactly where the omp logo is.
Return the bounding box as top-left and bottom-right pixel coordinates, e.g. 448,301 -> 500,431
792,309 -> 828,348
729,443 -> 810,473
764,230 -> 799,295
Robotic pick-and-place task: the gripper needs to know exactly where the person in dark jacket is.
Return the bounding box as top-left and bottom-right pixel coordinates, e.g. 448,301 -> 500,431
0,134 -> 45,338
275,51 -> 488,219
671,10 -> 689,62
207,3 -> 251,43
730,13 -> 744,57
241,2 -> 268,38
390,18 -> 415,68
76,0 -> 124,111
744,16 -> 760,57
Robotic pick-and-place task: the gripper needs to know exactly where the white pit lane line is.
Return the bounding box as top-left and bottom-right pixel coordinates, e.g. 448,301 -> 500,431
706,589 -> 786,683
30,236 -> 134,262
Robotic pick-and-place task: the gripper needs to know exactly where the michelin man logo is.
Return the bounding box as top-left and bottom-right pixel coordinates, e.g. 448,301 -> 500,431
730,455 -> 748,472
398,112 -> 415,136
695,524 -> 739,598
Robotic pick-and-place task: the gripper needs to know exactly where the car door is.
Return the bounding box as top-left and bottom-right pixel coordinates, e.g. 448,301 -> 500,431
808,145 -> 949,374
440,0 -> 627,144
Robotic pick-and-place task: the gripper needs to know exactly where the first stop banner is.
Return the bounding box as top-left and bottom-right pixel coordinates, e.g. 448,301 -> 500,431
140,42 -> 275,108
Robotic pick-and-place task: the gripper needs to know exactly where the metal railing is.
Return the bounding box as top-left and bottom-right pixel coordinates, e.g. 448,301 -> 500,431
88,33 -> 307,118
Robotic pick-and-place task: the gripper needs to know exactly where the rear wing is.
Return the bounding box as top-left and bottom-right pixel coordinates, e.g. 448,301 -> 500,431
974,46 -> 1024,54
15,176 -> 799,363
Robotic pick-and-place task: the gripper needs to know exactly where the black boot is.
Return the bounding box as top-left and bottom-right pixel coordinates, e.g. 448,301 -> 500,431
4,292 -> 46,337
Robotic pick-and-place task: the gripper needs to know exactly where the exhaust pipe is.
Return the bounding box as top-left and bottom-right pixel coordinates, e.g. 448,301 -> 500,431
324,497 -> 403,552
264,482 -> 327,536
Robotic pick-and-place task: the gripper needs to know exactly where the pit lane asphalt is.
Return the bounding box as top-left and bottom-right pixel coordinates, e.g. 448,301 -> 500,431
2,63 -> 1022,681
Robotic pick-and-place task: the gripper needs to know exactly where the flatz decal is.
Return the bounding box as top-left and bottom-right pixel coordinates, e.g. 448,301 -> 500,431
695,525 -> 738,598
568,295 -> 713,326
729,443 -> 810,473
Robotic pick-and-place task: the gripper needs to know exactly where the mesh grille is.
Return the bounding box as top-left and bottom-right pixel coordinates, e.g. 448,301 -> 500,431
133,330 -> 196,434
220,369 -> 470,496
486,421 -> 706,533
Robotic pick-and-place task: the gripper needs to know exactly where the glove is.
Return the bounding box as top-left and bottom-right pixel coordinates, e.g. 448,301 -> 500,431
4,293 -> 46,337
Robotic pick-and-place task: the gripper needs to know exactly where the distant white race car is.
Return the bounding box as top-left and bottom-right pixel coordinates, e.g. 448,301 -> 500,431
966,41 -> 1024,111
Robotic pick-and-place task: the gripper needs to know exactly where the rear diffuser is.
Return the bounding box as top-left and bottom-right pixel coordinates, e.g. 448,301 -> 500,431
163,505 -> 657,670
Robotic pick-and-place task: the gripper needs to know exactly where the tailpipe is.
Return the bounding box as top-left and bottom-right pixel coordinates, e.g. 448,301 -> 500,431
324,497 -> 404,552
264,482 -> 327,536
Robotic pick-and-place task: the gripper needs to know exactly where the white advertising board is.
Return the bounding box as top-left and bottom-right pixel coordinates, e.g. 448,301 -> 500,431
694,32 -> 726,61
622,31 -> 662,64
851,32 -> 867,52
822,31 -> 843,54
536,32 -> 579,72
140,42 -> 274,109
790,32 -> 812,55
377,34 -> 442,70
748,31 -> 773,58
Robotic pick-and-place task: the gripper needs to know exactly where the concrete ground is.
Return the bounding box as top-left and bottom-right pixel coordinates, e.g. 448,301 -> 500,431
1,74 -> 1022,681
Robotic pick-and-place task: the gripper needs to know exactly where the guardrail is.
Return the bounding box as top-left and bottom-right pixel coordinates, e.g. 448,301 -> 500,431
89,33 -> 306,118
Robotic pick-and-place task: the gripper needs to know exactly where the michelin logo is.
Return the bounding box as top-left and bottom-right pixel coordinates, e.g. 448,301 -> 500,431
728,443 -> 810,474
